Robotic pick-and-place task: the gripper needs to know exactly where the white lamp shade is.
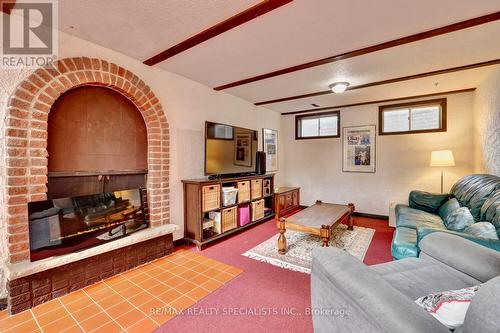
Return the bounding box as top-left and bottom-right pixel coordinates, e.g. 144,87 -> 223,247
430,150 -> 455,167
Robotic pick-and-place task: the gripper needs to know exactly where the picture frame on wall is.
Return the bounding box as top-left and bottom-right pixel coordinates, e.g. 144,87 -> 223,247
342,125 -> 376,173
234,132 -> 253,167
262,128 -> 278,172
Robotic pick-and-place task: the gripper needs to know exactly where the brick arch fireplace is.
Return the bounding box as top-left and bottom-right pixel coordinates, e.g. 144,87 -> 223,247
5,57 -> 170,264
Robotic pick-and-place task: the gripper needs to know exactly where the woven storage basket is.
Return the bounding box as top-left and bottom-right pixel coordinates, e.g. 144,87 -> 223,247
237,181 -> 250,203
221,207 -> 237,232
251,199 -> 265,221
251,179 -> 262,200
202,184 -> 220,212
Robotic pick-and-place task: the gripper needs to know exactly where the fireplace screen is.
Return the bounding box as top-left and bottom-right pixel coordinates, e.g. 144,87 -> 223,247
28,189 -> 148,261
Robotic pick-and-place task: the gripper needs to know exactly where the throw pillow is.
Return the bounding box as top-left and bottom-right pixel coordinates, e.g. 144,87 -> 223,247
463,222 -> 499,240
444,207 -> 474,231
408,191 -> 450,214
415,285 -> 481,329
438,198 -> 461,221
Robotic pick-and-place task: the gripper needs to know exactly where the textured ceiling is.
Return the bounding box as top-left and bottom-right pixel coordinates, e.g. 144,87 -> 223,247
57,0 -> 500,112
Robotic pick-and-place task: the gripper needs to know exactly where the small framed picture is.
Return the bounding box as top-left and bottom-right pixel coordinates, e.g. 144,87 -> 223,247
262,128 -> 278,172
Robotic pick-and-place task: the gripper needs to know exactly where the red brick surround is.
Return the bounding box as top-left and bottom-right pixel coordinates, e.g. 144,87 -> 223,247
5,57 -> 170,264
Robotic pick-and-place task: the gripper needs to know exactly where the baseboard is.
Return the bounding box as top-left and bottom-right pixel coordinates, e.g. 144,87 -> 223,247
353,212 -> 389,220
173,238 -> 189,247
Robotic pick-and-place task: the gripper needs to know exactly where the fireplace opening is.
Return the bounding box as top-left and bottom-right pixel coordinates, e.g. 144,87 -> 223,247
26,84 -> 151,261
28,188 -> 148,261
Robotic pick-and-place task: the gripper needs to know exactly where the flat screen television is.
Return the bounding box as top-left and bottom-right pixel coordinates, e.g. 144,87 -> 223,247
205,121 -> 258,175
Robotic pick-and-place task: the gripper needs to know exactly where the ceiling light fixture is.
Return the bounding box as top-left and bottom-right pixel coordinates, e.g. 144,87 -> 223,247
329,82 -> 350,94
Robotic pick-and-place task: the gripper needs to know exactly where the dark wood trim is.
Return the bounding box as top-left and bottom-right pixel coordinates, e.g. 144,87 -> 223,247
281,88 -> 475,115
255,59 -> 500,106
378,98 -> 447,136
143,0 -> 293,66
0,0 -> 16,15
295,110 -> 340,140
352,212 -> 389,220
214,11 -> 500,90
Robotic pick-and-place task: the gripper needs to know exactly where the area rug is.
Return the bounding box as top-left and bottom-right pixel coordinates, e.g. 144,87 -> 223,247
242,224 -> 375,273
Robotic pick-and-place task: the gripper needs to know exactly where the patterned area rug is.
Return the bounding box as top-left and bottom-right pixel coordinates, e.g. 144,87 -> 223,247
242,224 -> 375,274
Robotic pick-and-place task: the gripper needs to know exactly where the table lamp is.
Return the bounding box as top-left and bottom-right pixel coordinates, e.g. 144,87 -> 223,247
430,150 -> 455,193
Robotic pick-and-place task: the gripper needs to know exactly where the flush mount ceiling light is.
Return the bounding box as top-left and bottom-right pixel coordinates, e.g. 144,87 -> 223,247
329,82 -> 350,94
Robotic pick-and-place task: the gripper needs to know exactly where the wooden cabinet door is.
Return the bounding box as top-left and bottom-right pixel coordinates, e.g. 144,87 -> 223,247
292,190 -> 298,207
279,195 -> 286,211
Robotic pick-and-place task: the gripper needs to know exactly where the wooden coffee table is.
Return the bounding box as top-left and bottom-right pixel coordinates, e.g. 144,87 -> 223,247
277,200 -> 355,254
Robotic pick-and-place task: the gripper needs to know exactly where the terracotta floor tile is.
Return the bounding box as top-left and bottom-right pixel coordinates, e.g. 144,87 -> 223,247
149,309 -> 175,326
201,278 -> 224,291
145,267 -> 164,276
63,296 -> 94,313
129,291 -> 154,306
41,315 -> 78,333
167,295 -> 196,312
4,318 -> 39,333
30,299 -> 63,317
175,281 -> 198,294
121,269 -> 143,279
163,276 -> 185,288
0,310 -> 8,321
185,287 -> 211,301
86,287 -> 117,302
177,270 -> 196,280
79,312 -> 112,332
105,301 -> 135,318
125,317 -> 158,333
154,271 -> 176,282
59,290 -> 86,305
147,284 -> 171,295
212,272 -> 235,284
71,304 -> 102,323
36,307 -> 69,327
203,267 -> 220,276
107,280 -> 131,293
61,325 -> 84,333
118,285 -> 142,298
0,312 -> 33,332
225,266 -> 243,276
103,275 -> 126,287
190,273 -> 209,285
168,265 -> 188,275
137,298 -> 165,316
91,321 -> 122,333
96,294 -> 124,309
83,283 -> 109,295
115,308 -> 147,328
157,289 -> 182,304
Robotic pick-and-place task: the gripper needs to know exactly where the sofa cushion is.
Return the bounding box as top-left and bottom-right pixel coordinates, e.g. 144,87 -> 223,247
450,174 -> 500,221
391,227 -> 418,259
438,198 -> 460,221
463,222 -> 499,240
462,276 -> 500,333
479,189 -> 500,237
396,204 -> 445,229
408,190 -> 450,214
444,207 -> 474,231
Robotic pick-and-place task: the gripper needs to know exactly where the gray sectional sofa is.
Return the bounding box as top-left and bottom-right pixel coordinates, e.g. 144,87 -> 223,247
311,232 -> 500,333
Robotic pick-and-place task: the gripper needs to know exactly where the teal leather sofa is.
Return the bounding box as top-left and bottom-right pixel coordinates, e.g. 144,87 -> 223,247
392,174 -> 500,259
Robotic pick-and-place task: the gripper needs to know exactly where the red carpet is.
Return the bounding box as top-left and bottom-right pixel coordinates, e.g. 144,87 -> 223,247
155,216 -> 394,333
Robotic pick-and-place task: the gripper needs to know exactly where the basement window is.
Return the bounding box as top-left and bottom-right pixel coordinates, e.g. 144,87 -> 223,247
295,111 -> 340,139
379,98 -> 446,135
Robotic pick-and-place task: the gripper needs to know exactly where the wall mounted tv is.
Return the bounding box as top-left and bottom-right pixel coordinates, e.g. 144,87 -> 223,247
205,121 -> 258,176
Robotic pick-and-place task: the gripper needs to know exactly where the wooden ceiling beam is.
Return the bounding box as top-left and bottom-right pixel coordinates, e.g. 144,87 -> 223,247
143,0 -> 293,66
280,88 -> 476,115
214,11 -> 500,91
255,59 -> 500,105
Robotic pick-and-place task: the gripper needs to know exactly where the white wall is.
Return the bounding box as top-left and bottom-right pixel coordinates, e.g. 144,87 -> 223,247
473,68 -> 500,176
280,92 -> 475,215
0,30 -> 282,244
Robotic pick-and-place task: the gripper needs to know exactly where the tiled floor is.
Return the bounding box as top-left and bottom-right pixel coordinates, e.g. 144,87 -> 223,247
0,249 -> 243,333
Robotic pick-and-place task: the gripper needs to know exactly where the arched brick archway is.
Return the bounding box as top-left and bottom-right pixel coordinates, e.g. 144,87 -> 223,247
5,57 -> 170,263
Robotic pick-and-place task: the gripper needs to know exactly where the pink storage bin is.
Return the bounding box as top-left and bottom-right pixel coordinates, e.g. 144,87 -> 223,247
238,205 -> 250,226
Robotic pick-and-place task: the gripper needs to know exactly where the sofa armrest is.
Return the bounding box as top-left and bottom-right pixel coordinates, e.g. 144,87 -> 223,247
417,227 -> 500,252
408,190 -> 449,214
417,231 -> 500,282
311,248 -> 449,333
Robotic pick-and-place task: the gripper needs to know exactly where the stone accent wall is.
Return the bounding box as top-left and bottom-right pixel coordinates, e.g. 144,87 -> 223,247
7,234 -> 173,314
4,57 -> 170,264
473,67 -> 500,176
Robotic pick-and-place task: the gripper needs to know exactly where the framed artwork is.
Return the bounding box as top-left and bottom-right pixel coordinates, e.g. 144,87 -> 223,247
234,132 -> 252,167
342,125 -> 376,173
262,128 -> 278,172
